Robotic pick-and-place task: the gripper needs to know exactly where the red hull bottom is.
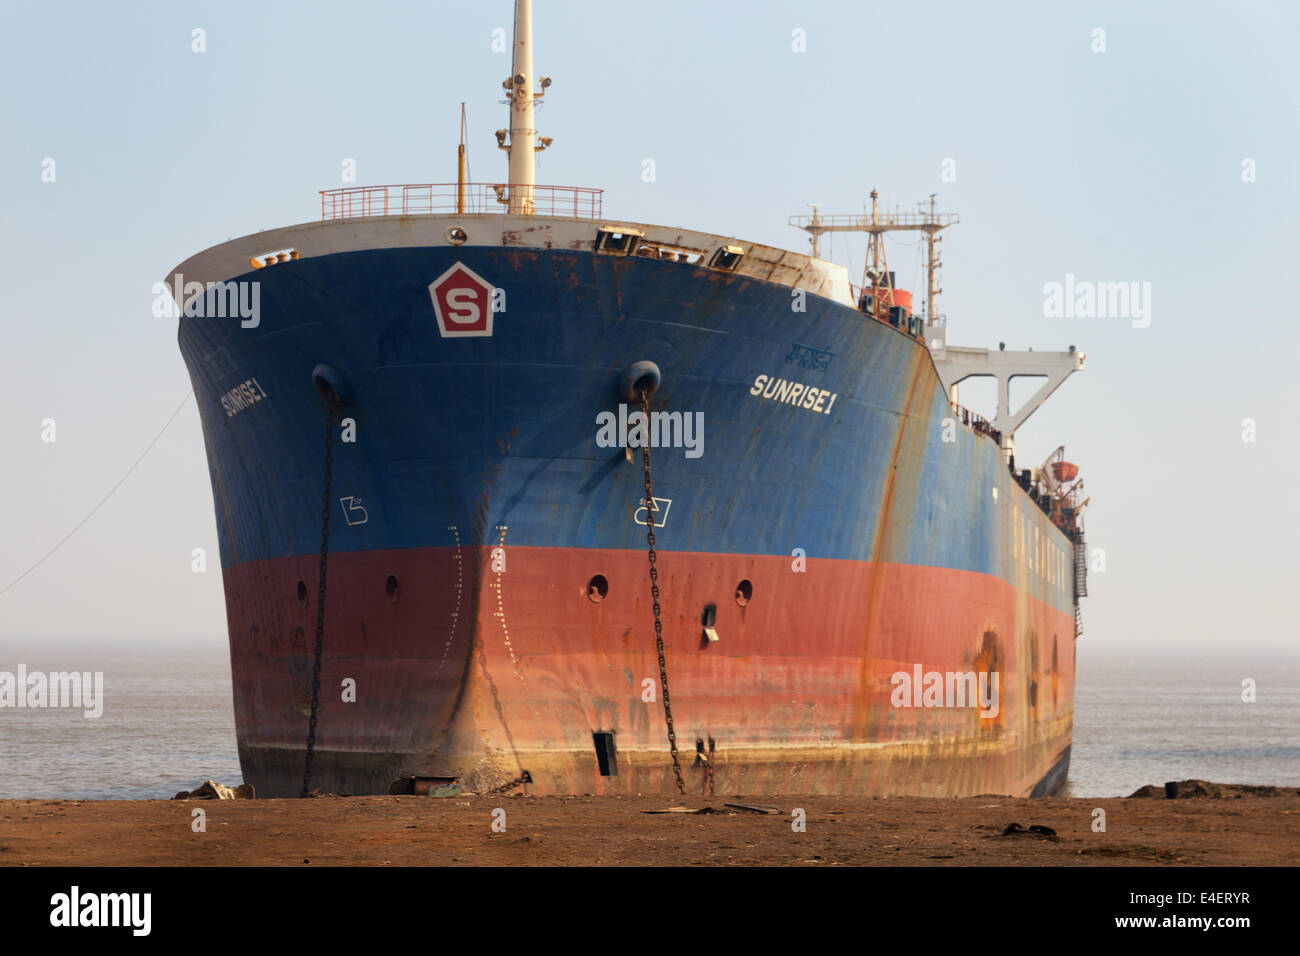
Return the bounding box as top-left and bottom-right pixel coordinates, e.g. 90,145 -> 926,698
224,546 -> 1076,798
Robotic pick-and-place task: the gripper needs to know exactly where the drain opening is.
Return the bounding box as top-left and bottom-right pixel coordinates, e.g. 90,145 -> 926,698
587,574 -> 608,603
702,604 -> 719,643
592,731 -> 618,776
385,575 -> 400,603
735,579 -> 753,606
296,580 -> 308,607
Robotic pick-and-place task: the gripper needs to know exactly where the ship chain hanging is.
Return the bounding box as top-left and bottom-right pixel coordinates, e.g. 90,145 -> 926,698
638,388 -> 687,796
486,770 -> 534,795
301,405 -> 338,797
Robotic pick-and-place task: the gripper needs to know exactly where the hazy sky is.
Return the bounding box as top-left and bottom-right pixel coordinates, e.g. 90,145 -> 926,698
1,0 -> 1297,654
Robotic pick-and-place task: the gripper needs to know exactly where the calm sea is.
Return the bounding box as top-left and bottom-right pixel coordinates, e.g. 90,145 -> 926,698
1063,645 -> 1300,797
0,638 -> 1295,799
0,638 -> 242,800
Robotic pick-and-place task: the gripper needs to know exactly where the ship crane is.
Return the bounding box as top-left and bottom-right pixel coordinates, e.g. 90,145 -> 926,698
790,192 -> 1084,460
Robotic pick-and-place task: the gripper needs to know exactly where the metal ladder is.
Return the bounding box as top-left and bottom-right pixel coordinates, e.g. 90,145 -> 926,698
1072,538 -> 1088,639
1072,539 -> 1088,599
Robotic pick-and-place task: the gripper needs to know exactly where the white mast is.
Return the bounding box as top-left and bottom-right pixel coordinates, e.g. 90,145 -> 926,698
498,0 -> 551,215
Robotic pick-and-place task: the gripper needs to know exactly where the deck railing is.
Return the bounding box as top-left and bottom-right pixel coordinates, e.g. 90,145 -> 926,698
319,183 -> 603,221
950,401 -> 1002,445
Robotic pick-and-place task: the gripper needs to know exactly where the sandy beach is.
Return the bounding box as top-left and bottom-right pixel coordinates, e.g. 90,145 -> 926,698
2,788 -> 1296,867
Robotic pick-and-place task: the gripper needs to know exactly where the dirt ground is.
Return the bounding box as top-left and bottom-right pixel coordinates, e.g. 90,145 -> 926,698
2,792 -> 1297,866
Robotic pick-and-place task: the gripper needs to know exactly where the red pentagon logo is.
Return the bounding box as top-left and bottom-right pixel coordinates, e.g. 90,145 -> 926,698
429,262 -> 494,338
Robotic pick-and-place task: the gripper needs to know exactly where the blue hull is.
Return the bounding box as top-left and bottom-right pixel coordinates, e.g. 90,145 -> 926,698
180,246 -> 1073,614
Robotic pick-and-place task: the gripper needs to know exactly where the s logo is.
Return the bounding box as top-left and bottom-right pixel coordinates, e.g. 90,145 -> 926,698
429,262 -> 494,337
445,287 -> 482,325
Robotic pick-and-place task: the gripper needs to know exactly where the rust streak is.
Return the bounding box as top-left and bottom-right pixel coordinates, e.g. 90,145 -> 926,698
852,350 -> 933,740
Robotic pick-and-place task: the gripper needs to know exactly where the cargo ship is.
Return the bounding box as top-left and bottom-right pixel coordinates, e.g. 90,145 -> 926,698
169,0 -> 1089,798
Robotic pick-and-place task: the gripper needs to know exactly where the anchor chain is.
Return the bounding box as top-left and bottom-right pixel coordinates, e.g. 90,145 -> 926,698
301,405 -> 337,797
638,387 -> 686,796
485,770 -> 534,795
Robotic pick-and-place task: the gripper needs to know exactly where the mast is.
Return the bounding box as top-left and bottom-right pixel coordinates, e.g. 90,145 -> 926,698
498,0 -> 551,215
807,203 -> 822,259
457,103 -> 467,215
789,191 -> 957,324
863,189 -> 892,309
925,193 -> 941,326
788,194 -> 1084,455
868,190 -> 882,281
863,191 -> 894,314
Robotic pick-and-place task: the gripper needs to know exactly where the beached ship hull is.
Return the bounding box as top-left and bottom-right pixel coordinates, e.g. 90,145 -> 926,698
173,215 -> 1076,798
